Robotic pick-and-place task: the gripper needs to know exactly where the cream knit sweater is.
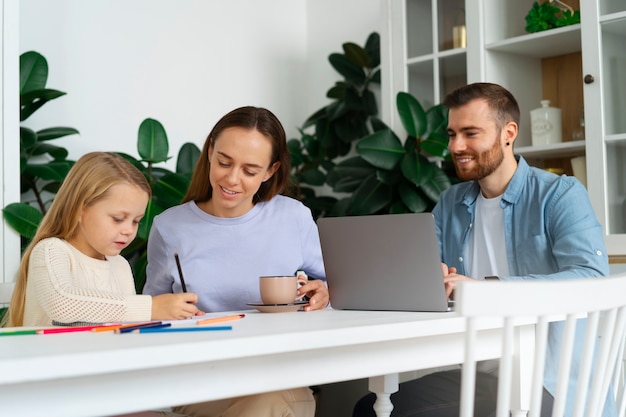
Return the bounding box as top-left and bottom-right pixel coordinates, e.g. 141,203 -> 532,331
22,238 -> 152,326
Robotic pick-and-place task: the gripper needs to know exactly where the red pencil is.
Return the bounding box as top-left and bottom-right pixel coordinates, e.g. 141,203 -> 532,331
37,323 -> 121,334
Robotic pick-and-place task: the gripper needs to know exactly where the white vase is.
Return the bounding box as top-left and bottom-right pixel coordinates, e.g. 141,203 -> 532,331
530,100 -> 562,146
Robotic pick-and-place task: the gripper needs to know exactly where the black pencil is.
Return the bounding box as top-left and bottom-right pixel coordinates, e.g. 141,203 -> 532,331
174,252 -> 188,292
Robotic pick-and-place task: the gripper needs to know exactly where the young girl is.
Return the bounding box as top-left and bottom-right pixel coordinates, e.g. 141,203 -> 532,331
3,151 -> 201,328
144,106 -> 328,417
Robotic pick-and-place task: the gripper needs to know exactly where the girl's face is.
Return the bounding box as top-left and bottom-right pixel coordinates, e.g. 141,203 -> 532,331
206,127 -> 279,218
68,183 -> 149,260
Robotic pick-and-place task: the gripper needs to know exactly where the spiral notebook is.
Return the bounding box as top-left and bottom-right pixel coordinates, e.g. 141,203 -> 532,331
317,213 -> 451,312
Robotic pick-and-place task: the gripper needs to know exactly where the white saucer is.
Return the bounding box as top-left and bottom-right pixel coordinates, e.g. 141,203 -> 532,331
247,301 -> 307,313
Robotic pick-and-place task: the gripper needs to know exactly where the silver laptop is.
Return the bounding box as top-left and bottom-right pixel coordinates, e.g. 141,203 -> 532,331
317,213 -> 450,312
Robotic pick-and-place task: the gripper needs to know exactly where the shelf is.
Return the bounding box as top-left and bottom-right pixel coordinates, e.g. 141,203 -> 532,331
407,48 -> 465,65
606,134 -> 626,144
486,24 -> 581,58
515,140 -> 586,159
600,10 -> 626,25
601,13 -> 626,35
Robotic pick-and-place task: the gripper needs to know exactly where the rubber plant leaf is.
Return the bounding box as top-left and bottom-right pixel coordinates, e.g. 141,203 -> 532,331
137,118 -> 169,163
20,51 -> 48,94
36,127 -> 79,141
356,129 -> 404,170
138,198 -> 165,241
398,181 -> 428,212
176,142 -> 200,174
2,202 -> 43,239
152,172 -> 189,208
396,92 -> 426,138
420,165 -> 452,202
342,42 -> 370,68
328,53 -> 366,84
348,174 -> 393,215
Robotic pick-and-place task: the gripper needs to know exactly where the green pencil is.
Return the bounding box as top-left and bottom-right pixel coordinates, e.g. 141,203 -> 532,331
0,329 -> 38,336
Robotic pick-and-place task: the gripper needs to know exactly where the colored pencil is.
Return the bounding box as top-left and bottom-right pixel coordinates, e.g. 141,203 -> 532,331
38,324 -> 121,334
116,322 -> 171,334
174,252 -> 188,292
92,321 -> 161,333
196,314 -> 245,326
131,325 -> 233,334
0,329 -> 38,336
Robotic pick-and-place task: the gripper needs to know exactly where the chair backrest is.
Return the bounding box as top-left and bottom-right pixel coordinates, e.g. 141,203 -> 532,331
456,274 -> 626,417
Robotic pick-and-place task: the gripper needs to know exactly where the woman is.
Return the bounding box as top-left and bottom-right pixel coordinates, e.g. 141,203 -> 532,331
144,106 -> 328,417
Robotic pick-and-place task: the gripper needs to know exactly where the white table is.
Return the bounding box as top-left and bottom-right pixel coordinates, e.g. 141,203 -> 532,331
0,309 -> 530,417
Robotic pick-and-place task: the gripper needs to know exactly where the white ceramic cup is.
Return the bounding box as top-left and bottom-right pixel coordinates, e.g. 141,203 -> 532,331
259,274 -> 308,305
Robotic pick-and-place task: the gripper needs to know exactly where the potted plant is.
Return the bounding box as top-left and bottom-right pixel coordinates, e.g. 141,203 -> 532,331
328,92 -> 455,216
3,51 -> 201,292
289,32 -> 382,219
289,34 -> 456,218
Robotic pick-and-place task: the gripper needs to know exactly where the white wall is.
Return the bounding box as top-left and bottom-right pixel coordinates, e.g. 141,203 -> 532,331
3,0 -> 380,283
19,0 -> 309,165
304,0 -> 382,122
18,0 -> 381,167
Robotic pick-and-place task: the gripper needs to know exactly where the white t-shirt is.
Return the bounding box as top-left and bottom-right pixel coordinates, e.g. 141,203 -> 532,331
467,192 -> 509,280
466,192 -> 509,374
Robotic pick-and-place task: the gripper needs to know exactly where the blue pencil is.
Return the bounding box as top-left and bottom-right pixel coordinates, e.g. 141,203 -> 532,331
132,325 -> 233,334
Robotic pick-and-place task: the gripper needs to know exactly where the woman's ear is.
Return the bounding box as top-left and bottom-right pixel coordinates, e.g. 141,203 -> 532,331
263,162 -> 280,182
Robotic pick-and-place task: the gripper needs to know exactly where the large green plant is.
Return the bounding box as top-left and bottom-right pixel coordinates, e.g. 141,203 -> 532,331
2,51 -> 200,292
3,51 -> 80,241
289,33 -> 456,218
289,32 -> 382,218
329,92 -> 455,216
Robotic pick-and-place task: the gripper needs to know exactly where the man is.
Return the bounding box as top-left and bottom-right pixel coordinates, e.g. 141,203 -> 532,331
353,83 -> 614,417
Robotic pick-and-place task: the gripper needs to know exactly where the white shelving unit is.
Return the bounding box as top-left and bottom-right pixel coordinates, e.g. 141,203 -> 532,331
381,0 -> 626,256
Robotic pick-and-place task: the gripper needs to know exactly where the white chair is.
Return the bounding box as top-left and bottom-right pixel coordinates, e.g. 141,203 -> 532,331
456,274 -> 626,417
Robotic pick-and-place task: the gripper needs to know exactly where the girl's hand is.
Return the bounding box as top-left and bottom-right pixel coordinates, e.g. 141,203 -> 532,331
151,293 -> 201,320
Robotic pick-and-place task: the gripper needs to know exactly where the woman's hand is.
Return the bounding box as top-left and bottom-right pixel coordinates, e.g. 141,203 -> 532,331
297,278 -> 329,312
151,293 -> 203,320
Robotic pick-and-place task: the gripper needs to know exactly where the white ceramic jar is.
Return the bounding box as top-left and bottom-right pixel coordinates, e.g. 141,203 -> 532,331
530,100 -> 562,146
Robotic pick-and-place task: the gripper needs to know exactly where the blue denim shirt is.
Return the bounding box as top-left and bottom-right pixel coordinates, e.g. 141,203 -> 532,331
432,156 -> 614,417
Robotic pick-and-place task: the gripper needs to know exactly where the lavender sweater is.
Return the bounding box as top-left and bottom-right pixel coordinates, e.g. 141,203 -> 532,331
143,196 -> 326,312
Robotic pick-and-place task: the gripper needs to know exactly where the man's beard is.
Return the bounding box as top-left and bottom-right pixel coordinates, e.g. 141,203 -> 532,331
453,137 -> 504,182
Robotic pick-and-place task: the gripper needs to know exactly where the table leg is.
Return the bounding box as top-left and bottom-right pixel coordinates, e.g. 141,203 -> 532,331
368,374 -> 399,417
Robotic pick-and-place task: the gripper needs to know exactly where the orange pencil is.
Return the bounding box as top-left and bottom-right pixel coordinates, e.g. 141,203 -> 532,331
196,314 -> 245,326
91,321 -> 160,332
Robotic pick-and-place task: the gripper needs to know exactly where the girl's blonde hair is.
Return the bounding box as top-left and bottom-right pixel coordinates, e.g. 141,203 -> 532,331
2,152 -> 151,327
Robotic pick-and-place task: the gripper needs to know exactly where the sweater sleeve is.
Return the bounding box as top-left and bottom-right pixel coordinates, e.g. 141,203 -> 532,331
28,239 -> 152,324
298,205 -> 326,281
